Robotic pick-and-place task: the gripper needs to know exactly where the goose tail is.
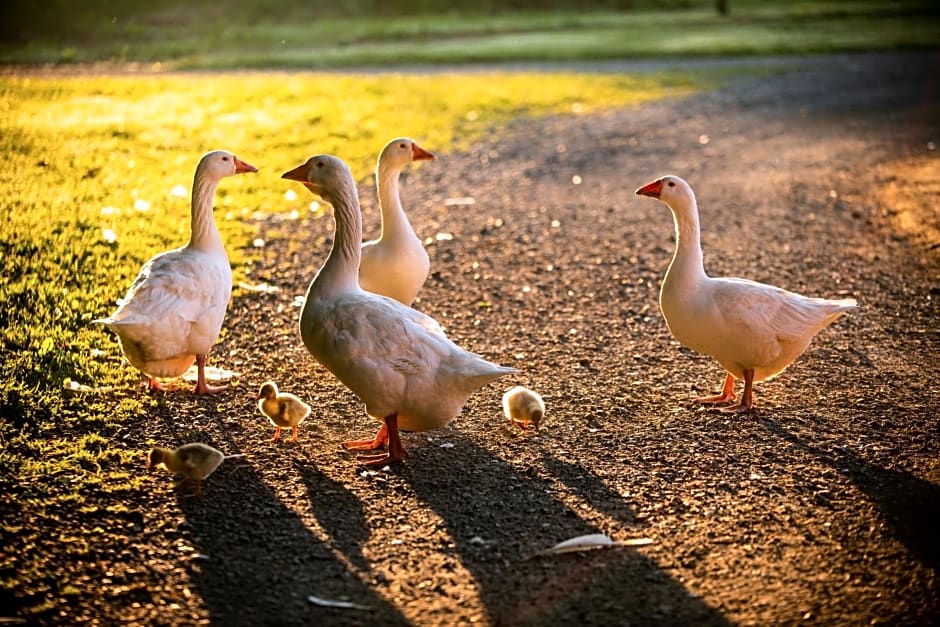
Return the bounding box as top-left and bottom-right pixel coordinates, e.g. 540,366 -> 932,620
468,364 -> 519,390
821,297 -> 857,325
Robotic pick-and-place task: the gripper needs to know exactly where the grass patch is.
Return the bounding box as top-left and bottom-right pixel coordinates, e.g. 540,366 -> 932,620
1,0 -> 937,67
0,71 -> 699,401
0,68 -> 706,619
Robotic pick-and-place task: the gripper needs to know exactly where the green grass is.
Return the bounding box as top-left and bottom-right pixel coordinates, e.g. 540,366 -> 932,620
1,0 -> 937,67
0,69 -> 705,619
1,70 -> 698,428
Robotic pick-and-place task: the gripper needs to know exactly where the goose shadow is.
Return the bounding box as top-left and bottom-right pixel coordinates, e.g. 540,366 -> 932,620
296,460 -> 371,571
400,433 -> 730,625
177,457 -> 409,626
538,449 -> 637,524
762,419 -> 940,572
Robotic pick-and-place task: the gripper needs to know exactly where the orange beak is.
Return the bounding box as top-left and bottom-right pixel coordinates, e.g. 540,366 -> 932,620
412,142 -> 435,162
281,162 -> 324,196
635,179 -> 663,198
234,157 -> 258,174
281,163 -> 308,182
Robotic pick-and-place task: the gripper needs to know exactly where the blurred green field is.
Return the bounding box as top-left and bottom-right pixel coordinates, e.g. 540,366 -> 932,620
1,0 -> 937,67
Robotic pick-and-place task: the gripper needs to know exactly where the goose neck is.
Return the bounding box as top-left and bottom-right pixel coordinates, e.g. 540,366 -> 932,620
187,174 -> 224,253
664,198 -> 707,289
315,183 -> 363,295
376,163 -> 413,239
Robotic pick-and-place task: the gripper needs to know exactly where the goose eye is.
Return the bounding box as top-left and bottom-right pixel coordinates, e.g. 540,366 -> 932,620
399,143 -> 407,149
222,156 -> 229,161
316,161 -> 324,168
667,181 -> 675,187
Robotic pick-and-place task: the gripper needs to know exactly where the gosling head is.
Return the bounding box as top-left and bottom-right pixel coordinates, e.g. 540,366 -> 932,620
257,381 -> 278,401
529,407 -> 544,431
146,447 -> 170,472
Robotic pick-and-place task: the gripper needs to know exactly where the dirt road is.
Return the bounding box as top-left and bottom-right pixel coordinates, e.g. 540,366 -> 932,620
36,51 -> 940,625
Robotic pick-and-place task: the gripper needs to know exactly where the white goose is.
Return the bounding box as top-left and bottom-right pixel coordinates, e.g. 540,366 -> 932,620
359,137 -> 435,305
636,175 -> 857,413
282,154 -> 516,465
95,150 -> 257,394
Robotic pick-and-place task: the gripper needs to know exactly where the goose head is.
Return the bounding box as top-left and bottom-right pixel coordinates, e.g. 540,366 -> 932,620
635,175 -> 695,208
281,154 -> 354,203
378,137 -> 435,172
257,381 -> 278,401
197,150 -> 257,181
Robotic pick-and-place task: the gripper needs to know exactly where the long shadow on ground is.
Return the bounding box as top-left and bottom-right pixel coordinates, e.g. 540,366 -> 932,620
763,420 -> 940,573
296,461 -> 371,571
401,434 -> 730,625
179,460 -> 408,627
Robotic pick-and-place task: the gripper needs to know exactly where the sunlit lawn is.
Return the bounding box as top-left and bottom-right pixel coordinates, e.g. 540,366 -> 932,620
0,69 -> 704,616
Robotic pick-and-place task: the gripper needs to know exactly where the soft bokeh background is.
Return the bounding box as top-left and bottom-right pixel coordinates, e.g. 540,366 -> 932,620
2,0 -> 937,67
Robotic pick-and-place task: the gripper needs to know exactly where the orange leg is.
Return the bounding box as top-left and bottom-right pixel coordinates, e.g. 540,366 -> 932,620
175,477 -> 201,497
720,369 -> 755,414
356,415 -> 406,467
193,354 -> 227,395
344,423 -> 389,451
695,373 -> 736,404
291,426 -> 299,442
509,417 -> 531,431
148,376 -> 169,391
271,426 -> 282,442
147,376 -> 182,392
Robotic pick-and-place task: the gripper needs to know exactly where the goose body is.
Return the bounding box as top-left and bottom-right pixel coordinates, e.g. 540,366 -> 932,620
502,385 -> 545,431
95,151 -> 257,393
147,442 -> 243,496
282,154 -> 516,465
636,175 -> 856,412
257,381 -> 312,442
359,137 -> 434,305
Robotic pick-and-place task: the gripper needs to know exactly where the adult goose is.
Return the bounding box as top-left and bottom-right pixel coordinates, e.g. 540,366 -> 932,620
636,175 -> 857,413
282,154 -> 516,465
95,150 -> 257,393
359,137 -> 435,305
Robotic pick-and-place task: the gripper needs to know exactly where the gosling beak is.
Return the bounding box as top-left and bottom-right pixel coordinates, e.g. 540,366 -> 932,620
635,179 -> 663,198
412,143 -> 435,161
234,157 -> 258,174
